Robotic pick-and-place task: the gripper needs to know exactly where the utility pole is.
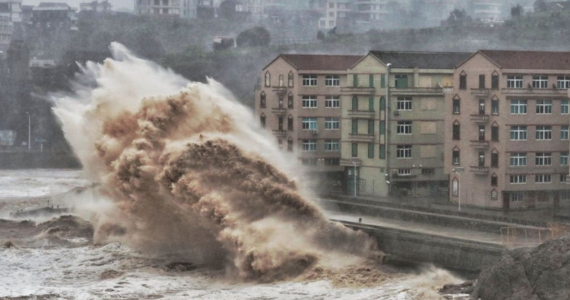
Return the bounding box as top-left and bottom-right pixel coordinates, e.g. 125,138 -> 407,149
385,63 -> 392,194
26,112 -> 30,151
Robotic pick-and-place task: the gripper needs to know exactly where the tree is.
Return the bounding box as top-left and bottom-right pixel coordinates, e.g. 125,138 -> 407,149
236,27 -> 271,47
445,9 -> 472,25
511,4 -> 523,18
534,0 -> 548,13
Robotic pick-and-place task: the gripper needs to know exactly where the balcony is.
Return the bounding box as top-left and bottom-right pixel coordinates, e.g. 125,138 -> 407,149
470,166 -> 489,175
272,130 -> 287,138
392,87 -> 443,96
340,158 -> 362,167
471,88 -> 491,95
271,107 -> 287,115
501,88 -> 568,96
470,140 -> 489,149
272,86 -> 288,95
470,114 -> 489,123
348,133 -> 375,142
341,86 -> 375,95
347,110 -> 376,118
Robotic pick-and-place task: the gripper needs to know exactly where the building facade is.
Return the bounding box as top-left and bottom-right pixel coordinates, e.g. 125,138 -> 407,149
80,0 -> 112,13
255,54 -> 362,193
341,51 -> 469,198
31,3 -> 78,31
445,50 -> 570,210
135,0 -> 197,18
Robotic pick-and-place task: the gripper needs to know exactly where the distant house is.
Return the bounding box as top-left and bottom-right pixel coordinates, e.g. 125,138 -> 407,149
79,0 -> 112,13
31,3 -> 78,31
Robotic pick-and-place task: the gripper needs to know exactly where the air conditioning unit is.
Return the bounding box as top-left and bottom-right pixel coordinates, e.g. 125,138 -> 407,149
394,110 -> 400,116
312,130 -> 318,136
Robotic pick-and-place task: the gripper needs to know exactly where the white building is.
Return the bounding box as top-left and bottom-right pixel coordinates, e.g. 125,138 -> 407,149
80,0 -> 112,13
0,0 -> 22,23
135,0 -> 197,18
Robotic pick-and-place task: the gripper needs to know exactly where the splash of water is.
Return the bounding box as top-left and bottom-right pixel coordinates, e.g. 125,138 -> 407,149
53,43 -> 376,282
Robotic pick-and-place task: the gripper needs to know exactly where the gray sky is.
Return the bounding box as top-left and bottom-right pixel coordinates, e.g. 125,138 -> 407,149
22,0 -> 134,11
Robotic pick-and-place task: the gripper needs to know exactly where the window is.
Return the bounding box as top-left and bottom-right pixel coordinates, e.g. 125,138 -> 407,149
351,96 -> 358,110
351,119 -> 358,134
511,192 -> 524,202
287,115 -> 293,131
302,140 -> 317,151
325,96 -> 340,108
561,175 -> 568,183
288,93 -> 294,109
510,126 -> 527,140
491,174 -> 498,186
397,97 -> 412,111
368,143 -> 374,158
535,152 -> 552,166
398,169 -> 411,176
459,74 -> 467,89
325,75 -> 340,86
278,139 -> 283,150
535,175 -> 551,184
278,116 -> 284,130
491,189 -> 498,200
453,122 -> 460,140
302,96 -> 317,108
353,74 -> 358,87
302,118 -> 317,130
510,153 -> 527,166
510,175 -> 527,184
492,99 -> 499,115
491,152 -> 499,168
507,75 -> 523,88
324,118 -> 340,130
397,121 -> 412,135
422,168 -> 435,175
379,144 -> 386,159
492,74 -> 499,89
453,97 -> 460,114
260,92 -> 266,108
288,71 -> 294,87
369,74 -> 374,87
324,140 -> 340,151
510,100 -> 527,114
368,119 -> 374,134
492,125 -> 499,141
351,143 -> 358,157
561,152 -> 569,166
452,178 -> 459,197
536,126 -> 552,140
395,74 -> 408,88
324,158 -> 340,166
562,126 -> 569,140
279,74 -> 284,87
397,145 -> 412,158
557,76 -> 570,89
536,100 -> 552,114
562,100 -> 569,114
265,71 -> 271,87
380,97 -> 386,110
453,149 -> 460,165
287,138 -> 293,152
302,159 -> 317,166
260,113 -> 266,128
479,74 -> 485,89
302,75 -> 317,86
532,75 -> 548,89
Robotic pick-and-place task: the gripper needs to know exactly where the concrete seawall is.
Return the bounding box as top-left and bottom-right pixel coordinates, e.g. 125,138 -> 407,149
340,220 -> 504,272
0,151 -> 81,169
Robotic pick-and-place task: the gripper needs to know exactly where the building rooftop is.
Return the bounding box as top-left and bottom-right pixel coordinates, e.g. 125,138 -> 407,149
369,51 -> 472,69
275,54 -> 363,71
479,50 -> 570,70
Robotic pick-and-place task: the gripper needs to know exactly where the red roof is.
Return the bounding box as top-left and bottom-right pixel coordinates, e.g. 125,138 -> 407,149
276,54 -> 363,71
480,50 -> 570,70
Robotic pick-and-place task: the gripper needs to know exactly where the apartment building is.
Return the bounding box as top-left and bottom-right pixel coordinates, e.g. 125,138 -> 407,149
135,0 -> 197,18
255,54 -> 362,192
31,3 -> 78,31
341,51 -> 470,198
80,0 -> 112,13
310,0 -> 353,30
445,50 -> 570,210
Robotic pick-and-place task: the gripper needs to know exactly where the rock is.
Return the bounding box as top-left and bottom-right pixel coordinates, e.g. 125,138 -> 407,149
2,240 -> 15,249
472,235 -> 570,300
439,280 -> 475,295
165,262 -> 196,272
100,269 -> 124,280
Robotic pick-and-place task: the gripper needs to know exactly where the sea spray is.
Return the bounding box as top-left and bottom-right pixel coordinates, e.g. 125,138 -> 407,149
53,43 -> 376,282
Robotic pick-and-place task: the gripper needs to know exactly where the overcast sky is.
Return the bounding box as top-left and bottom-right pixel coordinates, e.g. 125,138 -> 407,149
22,0 -> 134,11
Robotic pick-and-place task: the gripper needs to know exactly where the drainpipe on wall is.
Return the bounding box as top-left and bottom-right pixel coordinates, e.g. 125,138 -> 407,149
385,63 -> 392,195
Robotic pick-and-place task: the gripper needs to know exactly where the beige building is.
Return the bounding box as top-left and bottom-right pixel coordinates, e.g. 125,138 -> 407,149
342,51 -> 470,198
255,54 -> 362,192
445,50 -> 570,210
